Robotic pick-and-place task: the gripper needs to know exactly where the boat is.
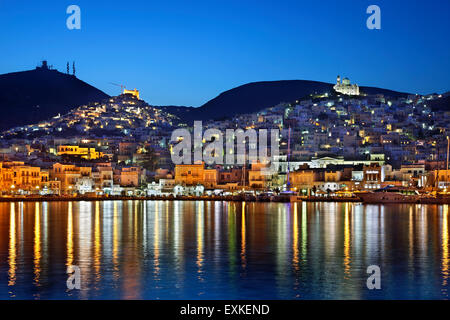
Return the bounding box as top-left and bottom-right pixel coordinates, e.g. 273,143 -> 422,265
257,192 -> 273,202
243,191 -> 256,201
356,186 -> 420,204
231,193 -> 245,201
270,190 -> 297,202
231,191 -> 256,202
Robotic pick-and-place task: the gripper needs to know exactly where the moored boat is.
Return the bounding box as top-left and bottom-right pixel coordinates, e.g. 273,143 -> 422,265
356,186 -> 420,204
257,192 -> 273,202
270,190 -> 297,202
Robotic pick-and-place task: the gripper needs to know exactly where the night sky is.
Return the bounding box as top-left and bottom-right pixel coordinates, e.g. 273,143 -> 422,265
0,0 -> 449,106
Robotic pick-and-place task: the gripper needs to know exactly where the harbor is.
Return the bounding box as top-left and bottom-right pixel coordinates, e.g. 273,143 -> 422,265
1,200 -> 449,299
0,187 -> 449,204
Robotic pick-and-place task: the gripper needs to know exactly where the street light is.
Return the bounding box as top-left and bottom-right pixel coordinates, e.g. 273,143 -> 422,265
447,136 -> 449,172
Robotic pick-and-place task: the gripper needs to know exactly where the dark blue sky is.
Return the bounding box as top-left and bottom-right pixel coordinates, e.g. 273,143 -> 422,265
0,0 -> 449,106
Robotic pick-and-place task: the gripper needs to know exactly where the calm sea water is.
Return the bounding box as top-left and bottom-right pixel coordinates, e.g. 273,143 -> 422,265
0,200 -> 448,300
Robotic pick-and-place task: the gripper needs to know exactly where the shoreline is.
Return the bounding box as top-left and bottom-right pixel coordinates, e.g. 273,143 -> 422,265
0,195 -> 449,204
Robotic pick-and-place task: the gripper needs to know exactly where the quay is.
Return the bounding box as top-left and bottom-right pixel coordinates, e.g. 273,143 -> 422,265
0,195 -> 449,204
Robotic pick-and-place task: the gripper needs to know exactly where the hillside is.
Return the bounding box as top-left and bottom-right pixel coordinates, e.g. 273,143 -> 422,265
428,92 -> 450,112
0,66 -> 110,130
160,80 -> 410,122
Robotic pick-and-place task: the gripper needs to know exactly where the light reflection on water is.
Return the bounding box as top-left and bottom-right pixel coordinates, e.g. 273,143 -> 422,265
0,201 -> 449,300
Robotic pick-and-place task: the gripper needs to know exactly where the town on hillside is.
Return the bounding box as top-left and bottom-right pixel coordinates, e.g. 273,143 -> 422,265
0,75 -> 449,202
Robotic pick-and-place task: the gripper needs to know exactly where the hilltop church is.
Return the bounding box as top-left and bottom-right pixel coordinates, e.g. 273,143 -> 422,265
333,75 -> 360,96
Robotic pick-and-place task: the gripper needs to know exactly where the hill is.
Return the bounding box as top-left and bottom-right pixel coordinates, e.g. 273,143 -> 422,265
427,92 -> 450,112
0,65 -> 109,130
160,80 -> 410,122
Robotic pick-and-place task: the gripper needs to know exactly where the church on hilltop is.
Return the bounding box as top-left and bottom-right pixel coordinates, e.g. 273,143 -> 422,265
333,75 -> 360,96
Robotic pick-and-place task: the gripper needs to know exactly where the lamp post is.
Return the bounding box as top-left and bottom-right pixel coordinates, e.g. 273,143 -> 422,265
447,136 -> 449,172
446,136 -> 449,190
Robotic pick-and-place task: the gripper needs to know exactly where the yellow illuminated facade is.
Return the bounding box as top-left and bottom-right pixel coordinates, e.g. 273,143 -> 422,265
175,163 -> 205,186
0,161 -> 48,193
51,163 -> 92,194
123,88 -> 140,100
174,162 -> 219,188
57,145 -> 104,160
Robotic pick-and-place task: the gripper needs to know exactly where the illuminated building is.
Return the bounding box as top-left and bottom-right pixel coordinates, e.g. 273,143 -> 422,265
175,163 -> 205,186
333,75 -> 360,96
51,163 -> 92,194
123,88 -> 140,100
248,162 -> 273,189
363,163 -> 384,189
434,169 -> 450,189
118,167 -> 140,187
0,161 -> 46,193
57,145 -> 104,160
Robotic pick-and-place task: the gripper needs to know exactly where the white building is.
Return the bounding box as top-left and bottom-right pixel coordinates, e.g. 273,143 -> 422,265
75,177 -> 94,194
333,75 -> 360,96
147,181 -> 162,196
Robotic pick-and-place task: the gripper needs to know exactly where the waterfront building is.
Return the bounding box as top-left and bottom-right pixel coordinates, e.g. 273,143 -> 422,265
117,167 -> 140,187
215,182 -> 240,192
0,161 -> 44,194
75,176 -> 95,194
219,167 -> 245,185
92,166 -> 114,193
147,181 -> 162,196
174,184 -> 204,196
51,163 -> 92,194
159,178 -> 176,192
273,155 -> 384,173
175,163 -> 205,186
248,162 -> 273,189
203,168 -> 219,189
288,166 -> 320,194
40,179 -> 61,195
362,163 -> 384,189
434,169 -> 450,189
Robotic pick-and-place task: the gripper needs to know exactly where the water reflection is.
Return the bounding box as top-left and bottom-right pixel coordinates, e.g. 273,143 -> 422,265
34,203 -> 41,287
442,205 -> 449,295
0,201 -> 449,299
241,202 -> 246,269
94,202 -> 101,283
8,203 -> 16,287
196,201 -> 203,274
343,203 -> 351,279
